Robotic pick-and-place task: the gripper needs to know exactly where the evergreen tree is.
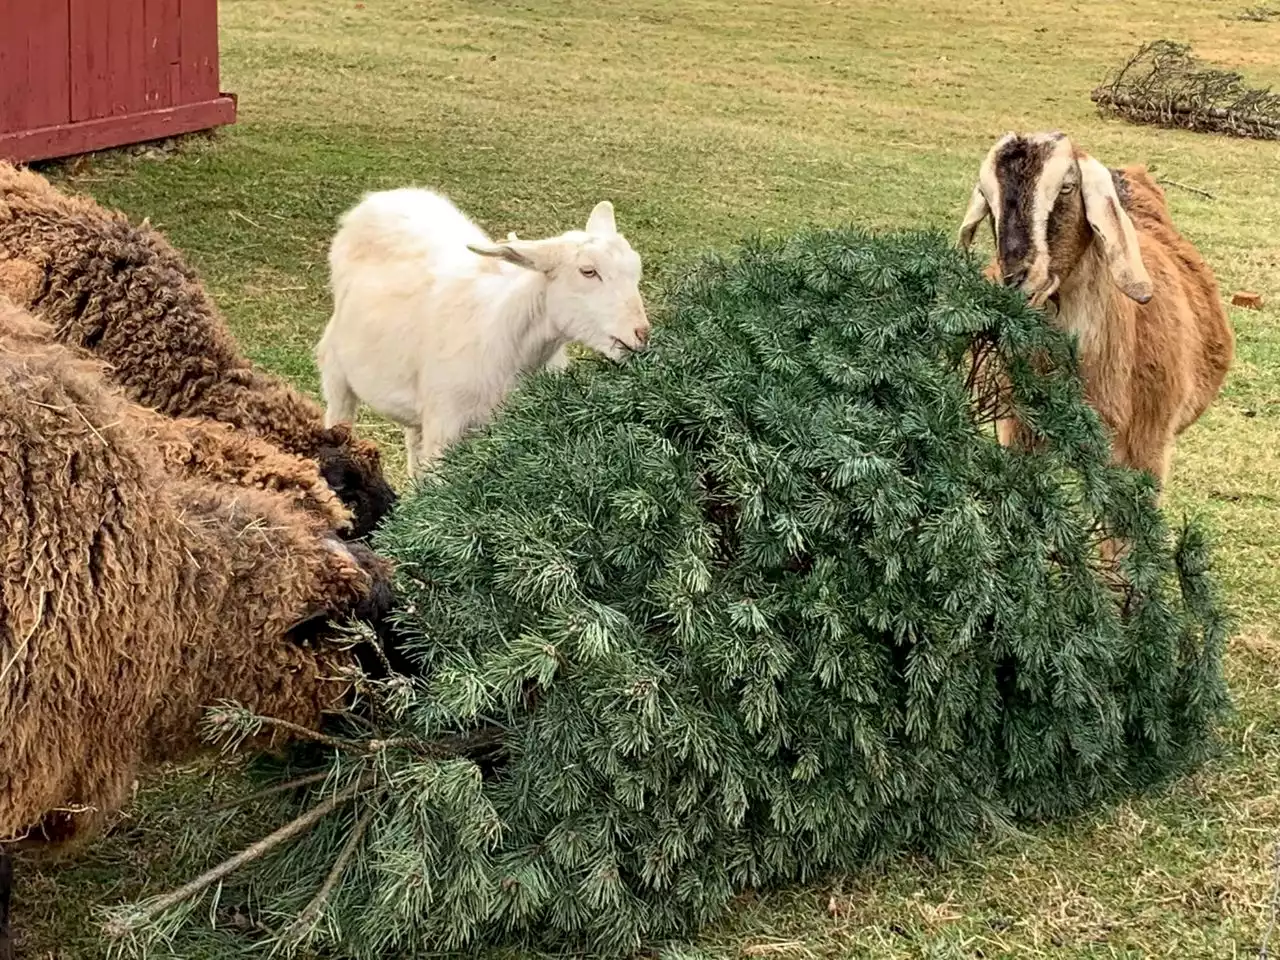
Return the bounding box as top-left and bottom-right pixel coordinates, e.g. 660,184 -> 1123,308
110,228 -> 1229,958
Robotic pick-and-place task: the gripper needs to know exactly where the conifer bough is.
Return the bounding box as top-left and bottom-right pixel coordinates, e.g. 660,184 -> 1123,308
119,228 -> 1229,957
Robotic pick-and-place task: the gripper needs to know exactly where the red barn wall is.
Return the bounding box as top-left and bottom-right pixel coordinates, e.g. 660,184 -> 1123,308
0,0 -> 236,164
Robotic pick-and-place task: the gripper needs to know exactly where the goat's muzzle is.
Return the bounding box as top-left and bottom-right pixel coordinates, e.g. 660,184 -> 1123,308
1002,266 -> 1029,289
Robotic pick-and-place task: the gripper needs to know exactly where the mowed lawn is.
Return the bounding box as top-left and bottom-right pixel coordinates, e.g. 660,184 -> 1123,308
17,0 -> 1280,956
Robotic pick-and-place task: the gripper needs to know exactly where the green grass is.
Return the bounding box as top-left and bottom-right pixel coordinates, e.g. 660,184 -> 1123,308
16,0 -> 1280,955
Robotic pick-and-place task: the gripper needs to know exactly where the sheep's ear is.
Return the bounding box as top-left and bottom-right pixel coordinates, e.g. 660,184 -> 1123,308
1078,156 -> 1153,304
467,239 -> 561,273
957,184 -> 991,250
585,200 -> 616,236
284,608 -> 331,647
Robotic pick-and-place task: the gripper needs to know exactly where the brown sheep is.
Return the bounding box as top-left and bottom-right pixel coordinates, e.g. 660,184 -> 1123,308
137,409 -> 356,530
0,307 -> 395,960
0,306 -> 353,530
957,131 -> 1234,491
0,161 -> 397,539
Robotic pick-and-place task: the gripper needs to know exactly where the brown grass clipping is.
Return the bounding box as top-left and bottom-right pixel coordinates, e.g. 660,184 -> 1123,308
1091,40 -> 1280,140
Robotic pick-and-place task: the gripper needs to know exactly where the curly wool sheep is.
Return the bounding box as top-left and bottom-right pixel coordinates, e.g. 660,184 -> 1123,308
0,307 -> 395,959
0,161 -> 397,539
139,410 -> 356,530
0,297 -> 355,531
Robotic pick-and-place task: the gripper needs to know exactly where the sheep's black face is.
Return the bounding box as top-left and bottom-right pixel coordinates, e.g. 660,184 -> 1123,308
283,539 -> 420,680
317,445 -> 397,541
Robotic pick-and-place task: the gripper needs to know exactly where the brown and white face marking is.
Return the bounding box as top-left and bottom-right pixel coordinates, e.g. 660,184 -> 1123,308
958,132 -> 1153,307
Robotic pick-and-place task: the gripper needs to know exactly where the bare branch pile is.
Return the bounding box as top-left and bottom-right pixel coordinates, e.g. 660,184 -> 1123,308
1233,6 -> 1279,22
1091,40 -> 1280,140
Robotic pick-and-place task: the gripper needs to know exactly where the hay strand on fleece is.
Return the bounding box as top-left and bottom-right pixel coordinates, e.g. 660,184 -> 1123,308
1091,40 -> 1280,140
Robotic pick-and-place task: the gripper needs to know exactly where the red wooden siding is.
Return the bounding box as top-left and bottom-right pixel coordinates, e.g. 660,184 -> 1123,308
0,0 -> 236,164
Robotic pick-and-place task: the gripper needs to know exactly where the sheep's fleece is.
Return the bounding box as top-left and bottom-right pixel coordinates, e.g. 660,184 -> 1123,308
0,161 -> 396,539
0,304 -> 389,852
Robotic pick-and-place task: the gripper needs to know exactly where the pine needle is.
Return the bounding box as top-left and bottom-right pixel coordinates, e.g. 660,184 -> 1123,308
205,771 -> 333,813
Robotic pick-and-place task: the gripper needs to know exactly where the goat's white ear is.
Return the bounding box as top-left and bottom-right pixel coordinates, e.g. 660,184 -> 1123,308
586,200 -> 616,236
957,185 -> 991,250
466,239 -> 560,273
1078,156 -> 1153,304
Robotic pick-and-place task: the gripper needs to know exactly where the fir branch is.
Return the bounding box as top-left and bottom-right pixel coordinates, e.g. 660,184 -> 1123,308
362,634 -> 397,678
247,715 -> 370,753
209,710 -> 404,756
1235,4 -> 1280,20
282,804 -> 376,943
205,704 -> 504,760
401,725 -> 507,758
103,777 -> 369,939
1156,177 -> 1217,200
206,771 -> 333,814
1092,40 -> 1280,140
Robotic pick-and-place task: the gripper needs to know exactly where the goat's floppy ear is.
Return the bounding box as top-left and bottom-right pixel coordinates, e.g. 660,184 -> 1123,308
466,239 -> 560,273
1078,156 -> 1153,304
957,185 -> 991,250
585,200 -> 616,236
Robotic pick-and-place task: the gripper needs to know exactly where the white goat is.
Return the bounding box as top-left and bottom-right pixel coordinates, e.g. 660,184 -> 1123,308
317,189 -> 650,476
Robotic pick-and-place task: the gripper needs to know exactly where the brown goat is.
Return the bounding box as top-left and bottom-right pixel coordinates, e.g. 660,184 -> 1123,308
958,132 -> 1234,489
0,161 -> 396,539
0,307 -> 394,959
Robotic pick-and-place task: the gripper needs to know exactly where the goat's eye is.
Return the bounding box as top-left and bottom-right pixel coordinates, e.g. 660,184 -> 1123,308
1060,181 -> 1077,195
580,267 -> 599,279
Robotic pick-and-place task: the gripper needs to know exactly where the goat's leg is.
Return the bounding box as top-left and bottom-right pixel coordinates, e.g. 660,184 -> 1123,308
413,403 -> 469,474
1098,431 -> 1174,568
320,362 -> 359,429
995,415 -> 1020,448
971,351 -> 1035,451
1116,431 -> 1175,502
403,426 -> 423,479
0,850 -> 13,960
996,414 -> 1041,454
414,424 -> 450,473
544,345 -> 572,373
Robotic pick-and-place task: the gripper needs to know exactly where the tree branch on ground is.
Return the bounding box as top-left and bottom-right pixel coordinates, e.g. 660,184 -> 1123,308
1091,40 -> 1280,140
103,776 -> 370,938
